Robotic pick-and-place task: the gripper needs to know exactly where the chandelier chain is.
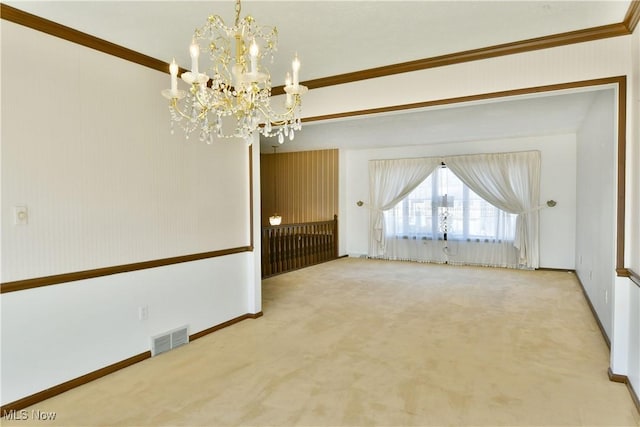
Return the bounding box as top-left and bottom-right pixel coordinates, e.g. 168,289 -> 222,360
234,0 -> 241,27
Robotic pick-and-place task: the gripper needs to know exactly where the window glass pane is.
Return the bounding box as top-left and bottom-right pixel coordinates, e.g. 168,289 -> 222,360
384,167 -> 516,241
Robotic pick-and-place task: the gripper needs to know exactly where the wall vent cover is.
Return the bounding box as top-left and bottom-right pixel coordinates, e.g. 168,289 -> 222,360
171,328 -> 189,349
151,325 -> 189,356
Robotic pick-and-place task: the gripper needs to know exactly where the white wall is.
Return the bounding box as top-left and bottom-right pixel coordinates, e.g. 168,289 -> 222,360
342,133 -> 577,269
1,21 -> 260,406
249,137 -> 263,314
1,21 -> 250,282
575,90 -> 616,338
628,281 -> 640,401
1,253 -> 251,404
621,24 -> 640,400
629,20 -> 640,277
301,36 -> 632,120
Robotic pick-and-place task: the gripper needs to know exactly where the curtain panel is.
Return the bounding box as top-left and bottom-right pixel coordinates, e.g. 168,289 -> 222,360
367,151 -> 541,269
368,158 -> 441,257
445,151 -> 540,268
385,238 -> 520,268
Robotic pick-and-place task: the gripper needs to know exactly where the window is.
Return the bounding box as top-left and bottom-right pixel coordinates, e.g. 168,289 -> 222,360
384,166 -> 516,242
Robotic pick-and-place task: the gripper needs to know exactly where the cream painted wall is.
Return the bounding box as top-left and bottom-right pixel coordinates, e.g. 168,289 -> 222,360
249,137 -> 263,315
630,23 -> 640,276
575,90 -> 616,338
301,36 -> 632,120
610,25 -> 640,392
1,253 -> 252,404
342,133 -> 577,270
1,21 -> 260,406
628,282 -> 640,404
622,25 -> 640,403
1,21 -> 250,282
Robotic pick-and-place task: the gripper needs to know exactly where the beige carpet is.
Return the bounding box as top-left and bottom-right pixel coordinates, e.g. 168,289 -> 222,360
4,258 -> 639,426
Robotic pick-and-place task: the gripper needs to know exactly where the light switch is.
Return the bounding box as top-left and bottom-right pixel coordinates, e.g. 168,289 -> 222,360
14,206 -> 28,225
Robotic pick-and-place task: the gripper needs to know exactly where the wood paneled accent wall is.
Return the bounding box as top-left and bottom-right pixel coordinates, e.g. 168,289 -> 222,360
260,149 -> 338,226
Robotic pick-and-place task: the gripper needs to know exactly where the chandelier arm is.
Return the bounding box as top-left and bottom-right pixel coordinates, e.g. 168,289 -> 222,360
256,98 -> 301,121
169,99 -> 195,121
169,97 -> 210,123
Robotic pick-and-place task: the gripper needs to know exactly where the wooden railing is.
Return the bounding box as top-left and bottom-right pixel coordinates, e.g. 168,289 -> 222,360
262,215 -> 338,278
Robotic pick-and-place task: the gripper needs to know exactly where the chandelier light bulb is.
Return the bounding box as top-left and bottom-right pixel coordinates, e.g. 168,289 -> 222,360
169,59 -> 178,93
249,39 -> 259,74
292,54 -> 300,86
169,58 -> 178,76
292,55 -> 300,71
249,38 -> 259,57
189,37 -> 200,74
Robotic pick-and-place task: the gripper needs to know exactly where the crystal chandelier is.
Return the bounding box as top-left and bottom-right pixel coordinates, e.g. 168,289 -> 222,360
161,0 -> 308,144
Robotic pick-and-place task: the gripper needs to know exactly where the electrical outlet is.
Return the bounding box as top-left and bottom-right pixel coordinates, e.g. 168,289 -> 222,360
138,305 -> 149,321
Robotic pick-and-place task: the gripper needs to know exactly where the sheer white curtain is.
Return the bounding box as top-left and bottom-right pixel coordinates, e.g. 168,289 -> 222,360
444,151 -> 540,268
383,167 -> 519,267
368,158 -> 441,257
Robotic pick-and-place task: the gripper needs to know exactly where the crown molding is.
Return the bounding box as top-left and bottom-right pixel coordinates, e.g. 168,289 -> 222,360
624,0 -> 640,33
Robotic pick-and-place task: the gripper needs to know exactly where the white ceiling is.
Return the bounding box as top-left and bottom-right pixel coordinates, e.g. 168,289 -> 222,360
5,1 -> 630,152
